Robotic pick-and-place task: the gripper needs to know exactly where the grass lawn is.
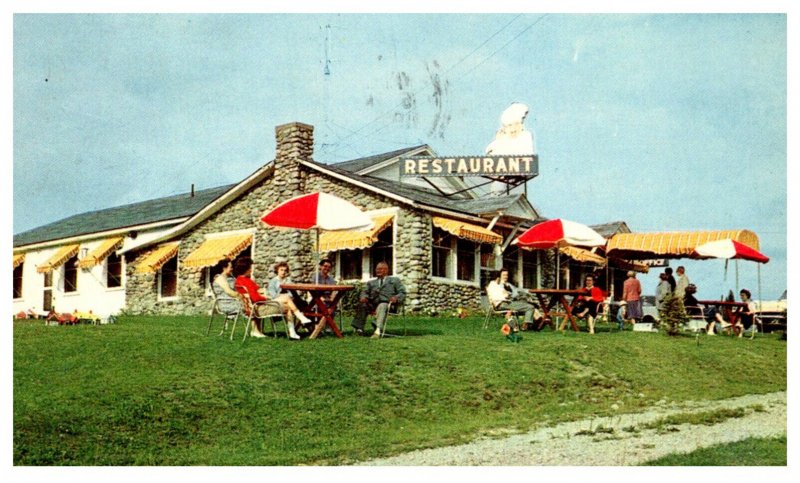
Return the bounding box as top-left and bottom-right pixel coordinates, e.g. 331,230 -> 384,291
13,315 -> 787,465
644,436 -> 787,466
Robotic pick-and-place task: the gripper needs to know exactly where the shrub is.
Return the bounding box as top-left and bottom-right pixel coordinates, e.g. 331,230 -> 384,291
660,292 -> 689,336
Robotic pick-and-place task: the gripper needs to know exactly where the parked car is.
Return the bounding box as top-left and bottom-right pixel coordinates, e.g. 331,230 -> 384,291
641,295 -> 659,323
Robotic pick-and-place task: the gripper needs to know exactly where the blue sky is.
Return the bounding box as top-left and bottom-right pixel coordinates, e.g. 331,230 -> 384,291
11,11 -> 788,300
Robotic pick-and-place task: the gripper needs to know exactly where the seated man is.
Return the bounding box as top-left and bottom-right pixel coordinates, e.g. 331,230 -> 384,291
351,261 -> 406,339
573,275 -> 605,334
486,268 -> 538,330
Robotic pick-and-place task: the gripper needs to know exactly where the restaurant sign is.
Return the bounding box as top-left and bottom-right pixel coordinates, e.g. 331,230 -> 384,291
400,155 -> 539,178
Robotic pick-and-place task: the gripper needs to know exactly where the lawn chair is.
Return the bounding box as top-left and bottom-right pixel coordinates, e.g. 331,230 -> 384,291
376,301 -> 406,338
683,306 -> 707,333
234,286 -> 286,341
206,291 -> 242,337
593,299 -> 621,331
481,295 -> 522,330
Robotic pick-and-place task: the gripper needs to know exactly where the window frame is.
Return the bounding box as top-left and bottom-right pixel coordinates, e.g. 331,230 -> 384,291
157,255 -> 179,301
106,252 -> 124,289
13,262 -> 23,299
63,255 -> 79,293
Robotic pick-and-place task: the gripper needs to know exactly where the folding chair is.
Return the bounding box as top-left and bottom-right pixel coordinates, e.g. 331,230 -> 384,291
206,291 -> 242,337
683,306 -> 707,333
481,295 -> 522,330
235,287 -> 286,341
593,299 -> 620,331
377,301 -> 406,338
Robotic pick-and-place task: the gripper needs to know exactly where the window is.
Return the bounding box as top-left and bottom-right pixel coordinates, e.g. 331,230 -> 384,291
13,263 -> 23,299
456,239 -> 476,282
503,247 -> 520,286
431,228 -> 453,278
43,272 -> 53,312
369,226 -> 393,275
522,249 -> 540,288
107,253 -> 123,288
479,244 -> 497,289
339,250 -> 363,280
159,256 -> 178,299
203,246 -> 251,291
64,255 -> 78,293
334,225 -> 394,280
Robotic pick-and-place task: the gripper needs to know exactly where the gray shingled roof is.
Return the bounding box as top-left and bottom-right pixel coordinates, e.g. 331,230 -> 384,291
13,184 -> 235,248
590,221 -> 630,238
329,145 -> 429,173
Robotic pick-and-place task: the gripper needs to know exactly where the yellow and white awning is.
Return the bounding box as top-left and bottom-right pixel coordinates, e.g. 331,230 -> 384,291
606,230 -> 760,259
182,233 -> 253,268
559,246 -> 605,265
13,253 -> 25,269
318,214 -> 394,252
432,216 -> 502,244
134,242 -> 180,274
78,237 -> 124,269
37,244 -> 80,273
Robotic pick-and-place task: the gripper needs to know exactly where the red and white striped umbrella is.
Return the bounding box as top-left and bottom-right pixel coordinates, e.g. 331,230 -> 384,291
261,192 -> 373,232
513,219 -> 606,249
691,239 -> 769,264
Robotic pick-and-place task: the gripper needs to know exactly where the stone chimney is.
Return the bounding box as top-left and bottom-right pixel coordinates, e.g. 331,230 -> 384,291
271,122 -> 315,278
273,122 -> 313,198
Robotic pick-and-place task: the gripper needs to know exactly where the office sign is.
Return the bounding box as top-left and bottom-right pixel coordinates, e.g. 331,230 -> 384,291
400,155 -> 538,177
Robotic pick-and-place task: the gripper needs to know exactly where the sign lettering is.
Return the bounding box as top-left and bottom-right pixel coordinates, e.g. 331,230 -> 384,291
400,155 -> 538,177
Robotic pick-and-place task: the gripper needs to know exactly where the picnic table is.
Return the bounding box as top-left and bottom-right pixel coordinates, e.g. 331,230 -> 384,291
280,283 -> 353,339
528,288 -> 586,332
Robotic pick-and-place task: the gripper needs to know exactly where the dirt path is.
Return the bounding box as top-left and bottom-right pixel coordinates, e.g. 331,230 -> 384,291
360,391 -> 786,466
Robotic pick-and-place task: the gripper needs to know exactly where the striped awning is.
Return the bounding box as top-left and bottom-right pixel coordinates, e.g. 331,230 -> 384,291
559,246 -> 605,265
13,253 -> 25,269
37,244 -> 80,273
78,237 -> 124,269
183,233 -> 253,268
432,217 -> 502,244
557,246 -> 649,273
318,214 -> 394,252
606,230 -> 760,260
134,242 -> 180,274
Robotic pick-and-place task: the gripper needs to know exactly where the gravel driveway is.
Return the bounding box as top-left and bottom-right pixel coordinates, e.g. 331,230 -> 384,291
360,391 -> 786,466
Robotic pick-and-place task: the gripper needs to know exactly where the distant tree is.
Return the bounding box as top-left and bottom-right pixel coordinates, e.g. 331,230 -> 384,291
660,292 -> 688,336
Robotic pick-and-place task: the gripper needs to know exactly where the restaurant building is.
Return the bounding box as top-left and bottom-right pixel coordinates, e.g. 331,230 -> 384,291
13,121 -> 632,318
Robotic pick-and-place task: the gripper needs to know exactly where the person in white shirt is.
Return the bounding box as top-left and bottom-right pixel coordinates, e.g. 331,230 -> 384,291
486,268 -> 538,328
674,266 -> 691,299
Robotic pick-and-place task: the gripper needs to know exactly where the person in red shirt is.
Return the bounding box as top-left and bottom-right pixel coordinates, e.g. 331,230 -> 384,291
232,257 -> 296,339
573,275 -> 605,334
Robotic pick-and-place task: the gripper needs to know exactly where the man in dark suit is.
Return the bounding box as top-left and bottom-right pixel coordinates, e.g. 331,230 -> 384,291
351,261 -> 406,338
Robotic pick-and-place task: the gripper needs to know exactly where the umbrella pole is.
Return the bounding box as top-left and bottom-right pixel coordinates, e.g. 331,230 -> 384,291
735,259 -> 740,292
758,263 -> 762,314
556,250 -> 560,290
315,229 -> 320,283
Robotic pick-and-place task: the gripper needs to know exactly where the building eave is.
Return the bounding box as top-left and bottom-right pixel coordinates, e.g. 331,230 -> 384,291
12,218 -> 188,253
